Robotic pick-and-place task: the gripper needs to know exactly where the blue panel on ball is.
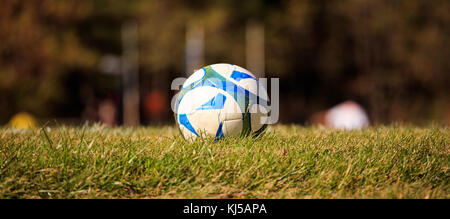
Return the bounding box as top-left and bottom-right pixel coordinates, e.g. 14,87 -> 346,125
196,93 -> 227,110
178,114 -> 198,136
214,122 -> 224,141
230,70 -> 256,81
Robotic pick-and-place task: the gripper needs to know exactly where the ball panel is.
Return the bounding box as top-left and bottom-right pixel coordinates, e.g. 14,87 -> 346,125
177,86 -> 221,115
222,119 -> 243,137
178,114 -> 198,139
236,78 -> 269,103
209,63 -> 233,76
182,68 -> 205,88
196,92 -> 227,110
187,111 -> 221,137
230,70 -> 256,82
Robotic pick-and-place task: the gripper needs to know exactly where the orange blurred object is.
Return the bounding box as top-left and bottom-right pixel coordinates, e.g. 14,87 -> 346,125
144,89 -> 167,120
8,112 -> 38,129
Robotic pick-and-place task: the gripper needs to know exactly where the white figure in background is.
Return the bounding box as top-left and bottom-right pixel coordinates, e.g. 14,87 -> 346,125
325,101 -> 369,130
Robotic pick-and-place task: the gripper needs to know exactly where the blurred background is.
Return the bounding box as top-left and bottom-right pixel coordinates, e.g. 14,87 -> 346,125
1,0 -> 449,127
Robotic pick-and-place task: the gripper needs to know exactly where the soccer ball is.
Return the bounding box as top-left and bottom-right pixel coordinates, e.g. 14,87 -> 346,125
175,63 -> 269,140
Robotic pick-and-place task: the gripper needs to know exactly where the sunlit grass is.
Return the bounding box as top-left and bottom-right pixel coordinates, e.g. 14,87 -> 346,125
0,124 -> 448,198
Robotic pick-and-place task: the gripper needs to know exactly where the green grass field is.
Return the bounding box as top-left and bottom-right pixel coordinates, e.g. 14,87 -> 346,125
0,125 -> 448,199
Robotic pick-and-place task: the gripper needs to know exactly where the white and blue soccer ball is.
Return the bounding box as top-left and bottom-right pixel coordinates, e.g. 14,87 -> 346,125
175,63 -> 269,140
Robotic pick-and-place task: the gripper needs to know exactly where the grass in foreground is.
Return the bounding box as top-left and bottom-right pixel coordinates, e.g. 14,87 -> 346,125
0,124 -> 448,199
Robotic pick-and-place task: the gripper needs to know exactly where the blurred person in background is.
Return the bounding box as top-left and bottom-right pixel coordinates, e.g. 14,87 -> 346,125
98,95 -> 118,127
309,101 -> 370,130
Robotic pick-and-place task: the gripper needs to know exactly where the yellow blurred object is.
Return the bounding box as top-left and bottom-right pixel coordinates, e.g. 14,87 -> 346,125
8,112 -> 38,129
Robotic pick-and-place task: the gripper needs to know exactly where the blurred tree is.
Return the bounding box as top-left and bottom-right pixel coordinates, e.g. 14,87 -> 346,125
0,0 -> 97,123
341,0 -> 450,123
0,0 -> 448,125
